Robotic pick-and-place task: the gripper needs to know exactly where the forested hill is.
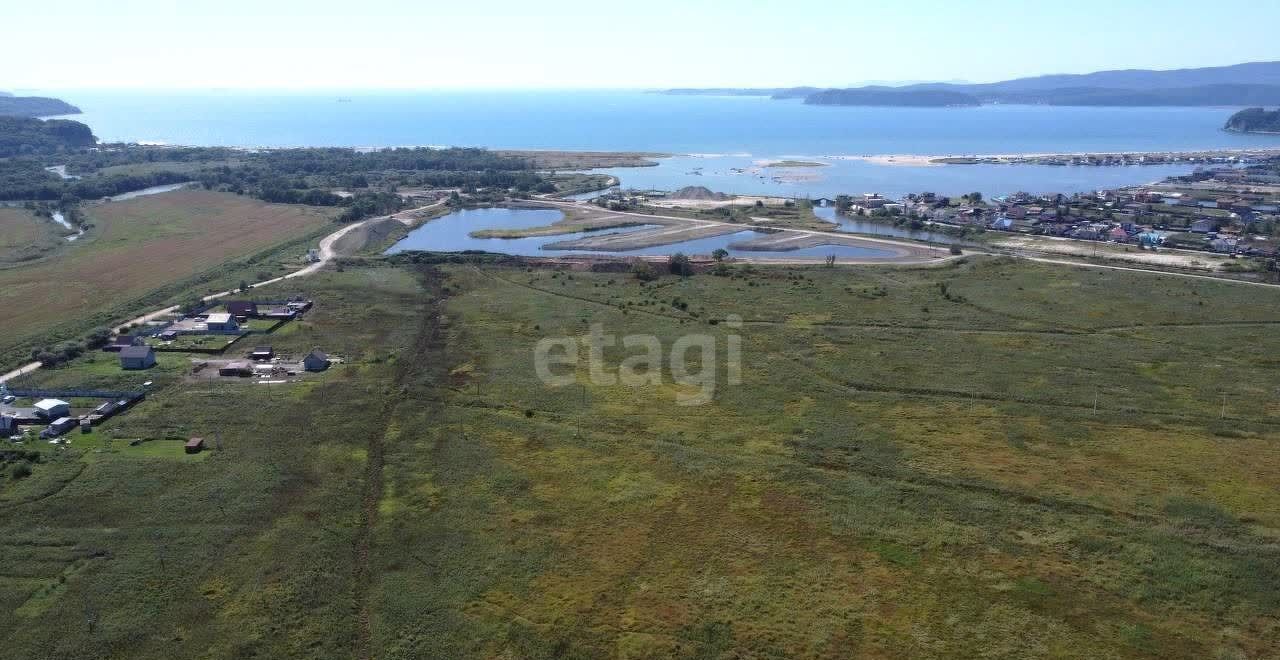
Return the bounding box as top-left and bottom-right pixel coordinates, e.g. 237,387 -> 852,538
1224,107 -> 1280,133
0,117 -> 96,157
0,96 -> 81,118
805,89 -> 979,107
663,61 -> 1280,107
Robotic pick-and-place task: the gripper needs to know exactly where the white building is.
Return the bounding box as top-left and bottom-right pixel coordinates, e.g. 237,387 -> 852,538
34,399 -> 70,419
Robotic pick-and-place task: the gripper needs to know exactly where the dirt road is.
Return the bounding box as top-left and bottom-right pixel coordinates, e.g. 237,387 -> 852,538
1,202 -> 441,384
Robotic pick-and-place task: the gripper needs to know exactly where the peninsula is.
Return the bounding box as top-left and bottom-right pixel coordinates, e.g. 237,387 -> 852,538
1224,107 -> 1280,134
0,95 -> 81,118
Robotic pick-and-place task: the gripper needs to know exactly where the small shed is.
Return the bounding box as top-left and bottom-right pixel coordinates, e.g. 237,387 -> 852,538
185,437 -> 205,454
119,345 -> 157,370
250,346 -> 274,361
0,415 -> 20,437
33,399 -> 70,419
303,349 -> 330,372
219,361 -> 252,377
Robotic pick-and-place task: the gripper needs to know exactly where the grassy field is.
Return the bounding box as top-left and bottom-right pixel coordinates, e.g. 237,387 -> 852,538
2,257 -> 1278,658
0,190 -> 336,368
0,207 -> 65,265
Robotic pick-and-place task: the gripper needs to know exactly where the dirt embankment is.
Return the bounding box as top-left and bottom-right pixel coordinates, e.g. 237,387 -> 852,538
331,217 -> 404,256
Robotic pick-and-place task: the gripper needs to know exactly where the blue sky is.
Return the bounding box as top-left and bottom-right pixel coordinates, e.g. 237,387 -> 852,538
7,0 -> 1279,89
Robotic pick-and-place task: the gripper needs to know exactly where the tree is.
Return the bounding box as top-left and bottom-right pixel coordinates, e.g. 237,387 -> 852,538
711,248 -> 729,262
668,252 -> 693,277
631,260 -> 657,282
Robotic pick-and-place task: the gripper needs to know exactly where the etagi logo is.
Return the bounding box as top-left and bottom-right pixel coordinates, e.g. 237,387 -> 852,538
534,316 -> 743,406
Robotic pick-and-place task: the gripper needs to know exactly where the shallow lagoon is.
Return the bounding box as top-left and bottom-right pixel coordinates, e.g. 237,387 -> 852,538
385,207 -> 898,259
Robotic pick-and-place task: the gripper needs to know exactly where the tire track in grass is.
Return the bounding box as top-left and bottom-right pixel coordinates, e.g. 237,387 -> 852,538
353,265 -> 446,660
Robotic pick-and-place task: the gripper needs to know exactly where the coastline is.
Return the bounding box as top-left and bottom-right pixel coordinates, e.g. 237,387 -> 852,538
831,147 -> 1280,167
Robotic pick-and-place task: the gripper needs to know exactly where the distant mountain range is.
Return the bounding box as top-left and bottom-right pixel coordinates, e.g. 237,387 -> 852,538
0,96 -> 81,118
661,61 -> 1280,107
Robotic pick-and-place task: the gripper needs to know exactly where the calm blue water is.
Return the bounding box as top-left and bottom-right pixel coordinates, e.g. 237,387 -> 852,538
42,90 -> 1280,154
596,155 -> 1203,199
37,89 -> 1280,197
813,206 -> 960,245
385,207 -> 896,259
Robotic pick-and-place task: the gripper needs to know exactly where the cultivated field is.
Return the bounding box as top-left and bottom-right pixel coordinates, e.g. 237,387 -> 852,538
2,257 -> 1278,658
0,190 -> 335,367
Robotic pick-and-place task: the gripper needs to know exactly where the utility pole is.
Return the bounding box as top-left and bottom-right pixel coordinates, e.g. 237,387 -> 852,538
1093,385 -> 1099,413
153,531 -> 167,573
1221,391 -> 1228,419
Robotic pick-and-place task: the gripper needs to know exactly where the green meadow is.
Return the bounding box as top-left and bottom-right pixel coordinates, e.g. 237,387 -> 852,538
2,256 -> 1278,658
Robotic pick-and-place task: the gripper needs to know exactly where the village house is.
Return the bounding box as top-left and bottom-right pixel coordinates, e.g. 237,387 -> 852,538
1190,218 -> 1217,233
225,301 -> 258,320
303,349 -> 330,372
104,333 -> 145,352
219,361 -> 253,377
119,345 -> 156,370
250,346 -> 274,361
40,417 -> 77,439
1209,237 -> 1239,253
205,313 -> 240,334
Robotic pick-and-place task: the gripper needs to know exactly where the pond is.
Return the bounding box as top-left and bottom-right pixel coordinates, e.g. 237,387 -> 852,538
813,206 -> 961,245
385,207 -> 898,259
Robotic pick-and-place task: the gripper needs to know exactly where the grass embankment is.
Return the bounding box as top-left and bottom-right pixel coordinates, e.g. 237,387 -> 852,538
639,201 -> 834,231
3,257 -> 1279,657
469,204 -> 656,239
0,207 -> 65,265
0,190 -> 337,369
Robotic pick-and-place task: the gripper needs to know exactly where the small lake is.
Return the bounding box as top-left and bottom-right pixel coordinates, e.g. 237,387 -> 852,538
814,206 -> 961,245
385,207 -> 897,259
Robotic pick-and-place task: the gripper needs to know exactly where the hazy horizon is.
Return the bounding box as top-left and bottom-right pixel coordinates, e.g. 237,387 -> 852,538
7,0 -> 1280,90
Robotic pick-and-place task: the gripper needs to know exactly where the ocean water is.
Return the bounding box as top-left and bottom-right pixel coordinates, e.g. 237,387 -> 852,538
39,89 -> 1280,196
43,89 -> 1280,153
